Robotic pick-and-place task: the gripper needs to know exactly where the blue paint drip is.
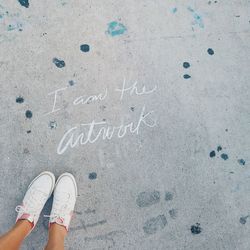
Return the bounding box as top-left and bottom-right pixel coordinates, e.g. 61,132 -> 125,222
209,150 -> 216,158
80,44 -> 90,52
7,24 -> 15,31
183,62 -> 190,68
171,7 -> 178,14
106,21 -> 127,37
60,0 -> 67,6
68,80 -> 75,86
7,22 -> 23,31
221,153 -> 229,160
18,0 -> 29,8
238,159 -> 246,166
89,172 -> 97,180
187,6 -> 204,28
53,58 -> 65,68
183,74 -> 191,79
207,48 -> 214,55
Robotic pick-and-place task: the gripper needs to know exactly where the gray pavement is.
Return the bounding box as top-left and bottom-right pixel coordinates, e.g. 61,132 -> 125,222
0,0 -> 250,249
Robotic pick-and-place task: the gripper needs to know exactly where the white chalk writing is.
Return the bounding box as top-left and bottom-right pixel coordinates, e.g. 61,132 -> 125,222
115,78 -> 157,100
43,79 -> 158,154
73,88 -> 107,105
57,106 -> 157,154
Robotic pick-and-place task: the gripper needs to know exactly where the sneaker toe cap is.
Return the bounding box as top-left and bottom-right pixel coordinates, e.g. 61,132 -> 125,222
56,174 -> 77,197
32,172 -> 55,194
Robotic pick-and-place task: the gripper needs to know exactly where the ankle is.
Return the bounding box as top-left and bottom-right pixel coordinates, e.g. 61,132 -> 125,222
14,219 -> 33,234
46,226 -> 66,250
45,242 -> 65,250
16,219 -> 33,228
49,223 -> 67,238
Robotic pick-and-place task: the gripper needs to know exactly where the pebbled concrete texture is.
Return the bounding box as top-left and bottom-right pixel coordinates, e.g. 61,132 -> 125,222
0,0 -> 250,249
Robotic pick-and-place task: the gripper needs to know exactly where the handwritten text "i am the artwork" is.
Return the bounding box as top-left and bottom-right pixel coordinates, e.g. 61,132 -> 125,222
45,79 -> 158,154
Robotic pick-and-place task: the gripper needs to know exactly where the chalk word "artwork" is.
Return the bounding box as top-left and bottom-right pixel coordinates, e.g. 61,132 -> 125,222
57,105 -> 157,154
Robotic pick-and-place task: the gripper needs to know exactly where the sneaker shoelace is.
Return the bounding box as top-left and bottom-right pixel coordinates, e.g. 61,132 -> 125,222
15,188 -> 48,216
44,192 -> 71,222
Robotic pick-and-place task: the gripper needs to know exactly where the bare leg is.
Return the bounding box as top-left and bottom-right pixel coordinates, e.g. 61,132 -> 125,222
44,224 -> 67,250
0,220 -> 32,250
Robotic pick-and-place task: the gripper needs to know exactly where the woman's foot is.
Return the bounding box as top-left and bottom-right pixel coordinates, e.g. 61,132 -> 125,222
15,171 -> 55,230
48,173 -> 77,231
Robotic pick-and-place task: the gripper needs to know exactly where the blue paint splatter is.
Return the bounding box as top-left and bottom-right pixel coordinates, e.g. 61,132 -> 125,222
7,24 -> 16,31
171,7 -> 178,14
0,6 -> 25,33
191,223 -> 202,234
187,6 -> 204,28
183,62 -> 190,68
25,110 -> 32,119
53,58 -> 65,68
240,216 -> 249,225
238,159 -> 246,166
18,0 -> 29,8
49,121 -> 57,129
207,48 -> 214,55
80,44 -> 90,52
68,80 -> 75,86
89,172 -> 97,180
59,0 -> 67,6
106,21 -> 127,37
183,74 -> 191,79
221,153 -> 229,160
7,22 -> 23,31
210,150 -> 216,158
16,96 -> 24,103
217,145 -> 222,152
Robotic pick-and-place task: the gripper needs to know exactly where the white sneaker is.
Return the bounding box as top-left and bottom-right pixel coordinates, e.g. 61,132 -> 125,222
15,171 -> 55,230
47,173 -> 77,231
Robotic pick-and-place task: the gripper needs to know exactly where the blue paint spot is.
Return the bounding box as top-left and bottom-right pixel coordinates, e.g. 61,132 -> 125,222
207,48 -> 214,55
210,150 -> 216,158
183,62 -> 190,68
89,172 -> 97,180
171,7 -> 178,14
240,216 -> 249,224
7,24 -> 15,31
18,0 -> 29,8
59,0 -> 67,6
221,153 -> 228,160
165,192 -> 173,201
217,145 -> 222,152
238,159 -> 246,166
191,223 -> 202,234
49,121 -> 57,129
80,44 -> 90,52
7,22 -> 23,32
25,110 -> 32,119
53,58 -> 65,68
106,21 -> 127,37
187,6 -> 204,28
68,80 -> 75,86
16,96 -> 24,103
183,74 -> 191,79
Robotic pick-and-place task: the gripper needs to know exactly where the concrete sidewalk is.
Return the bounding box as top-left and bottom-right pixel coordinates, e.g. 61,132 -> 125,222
0,0 -> 250,249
